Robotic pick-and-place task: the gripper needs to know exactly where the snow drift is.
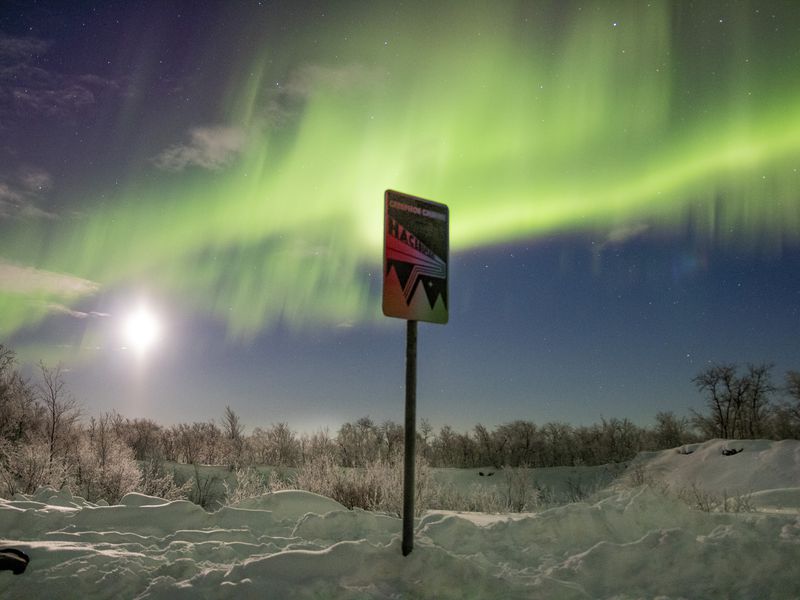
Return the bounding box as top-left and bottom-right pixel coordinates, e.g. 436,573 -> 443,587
2,440 -> 799,599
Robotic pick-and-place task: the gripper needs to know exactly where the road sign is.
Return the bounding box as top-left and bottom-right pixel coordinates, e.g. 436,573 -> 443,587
382,189 -> 449,557
383,190 -> 449,324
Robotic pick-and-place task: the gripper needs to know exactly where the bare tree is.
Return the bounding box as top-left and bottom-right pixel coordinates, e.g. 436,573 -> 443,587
653,411 -> 693,448
787,371 -> 800,402
597,418 -> 642,463
742,364 -> 775,438
418,418 -> 433,462
455,431 -> 478,468
76,413 -> 141,503
171,421 -> 224,465
37,362 -> 80,481
692,364 -> 743,438
223,406 -> 244,439
542,422 -> 575,466
473,423 -> 496,467
298,428 -> 335,464
248,427 -> 271,464
267,422 -> 299,466
771,370 -> 800,438
378,420 -> 404,462
497,421 -> 540,467
222,406 -> 245,468
336,417 -> 379,467
124,418 -> 163,461
246,423 -> 299,466
785,371 -> 800,424
174,423 -> 202,464
692,364 -> 729,438
201,421 -> 224,464
431,425 -> 458,467
692,363 -> 775,439
0,345 -> 39,444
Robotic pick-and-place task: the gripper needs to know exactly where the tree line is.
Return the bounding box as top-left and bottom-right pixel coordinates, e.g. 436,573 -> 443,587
2,342 -> 799,504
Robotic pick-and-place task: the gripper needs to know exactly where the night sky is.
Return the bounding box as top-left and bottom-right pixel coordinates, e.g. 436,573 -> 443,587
1,1 -> 799,433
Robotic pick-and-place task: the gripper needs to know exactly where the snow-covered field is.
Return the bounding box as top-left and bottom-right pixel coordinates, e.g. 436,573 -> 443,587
2,439 -> 800,599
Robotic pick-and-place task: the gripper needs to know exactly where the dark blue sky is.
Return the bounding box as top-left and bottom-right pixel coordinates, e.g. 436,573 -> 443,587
49,234 -> 800,433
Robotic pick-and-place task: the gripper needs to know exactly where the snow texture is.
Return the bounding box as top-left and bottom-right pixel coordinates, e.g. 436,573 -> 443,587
1,439 -> 799,599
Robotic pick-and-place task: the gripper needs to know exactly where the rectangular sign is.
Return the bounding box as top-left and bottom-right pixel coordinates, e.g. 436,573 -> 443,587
383,189 -> 449,324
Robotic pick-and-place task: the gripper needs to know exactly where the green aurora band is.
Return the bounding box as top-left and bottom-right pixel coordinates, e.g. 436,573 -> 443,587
1,1 -> 799,340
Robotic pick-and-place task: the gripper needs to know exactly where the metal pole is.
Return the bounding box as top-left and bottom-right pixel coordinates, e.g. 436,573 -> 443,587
402,319 -> 417,556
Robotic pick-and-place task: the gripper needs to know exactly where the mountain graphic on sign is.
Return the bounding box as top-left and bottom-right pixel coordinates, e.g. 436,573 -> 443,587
385,217 -> 447,310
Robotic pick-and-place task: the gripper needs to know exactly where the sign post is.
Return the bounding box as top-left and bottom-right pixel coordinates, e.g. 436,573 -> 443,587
402,319 -> 416,556
382,189 -> 448,556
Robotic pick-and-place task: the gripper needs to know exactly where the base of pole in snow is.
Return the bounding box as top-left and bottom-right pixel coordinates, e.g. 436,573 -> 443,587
402,319 -> 417,556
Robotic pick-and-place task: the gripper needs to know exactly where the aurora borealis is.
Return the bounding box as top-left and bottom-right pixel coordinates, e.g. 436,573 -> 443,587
1,1 -> 799,429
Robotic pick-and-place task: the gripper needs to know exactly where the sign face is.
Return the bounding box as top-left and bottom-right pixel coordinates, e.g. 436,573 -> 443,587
383,190 -> 449,324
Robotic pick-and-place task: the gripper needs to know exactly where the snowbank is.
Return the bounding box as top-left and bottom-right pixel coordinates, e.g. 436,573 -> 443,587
627,439 -> 800,498
1,440 -> 799,598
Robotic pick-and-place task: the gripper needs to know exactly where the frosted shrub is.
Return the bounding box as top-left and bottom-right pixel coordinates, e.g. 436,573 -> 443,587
723,490 -> 756,513
267,465 -> 294,490
626,462 -> 656,487
98,447 -> 141,504
503,466 -> 540,512
224,466 -> 270,504
139,457 -> 192,501
619,471 -> 756,515
73,432 -> 141,504
429,468 -> 541,513
0,440 -> 51,496
293,452 -> 395,512
676,482 -> 755,513
334,466 -> 386,511
269,450 -> 436,516
236,452 -> 546,515
274,451 -> 337,496
412,455 -> 438,514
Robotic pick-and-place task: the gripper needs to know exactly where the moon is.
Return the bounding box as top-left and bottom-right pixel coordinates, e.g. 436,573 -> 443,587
123,305 -> 161,355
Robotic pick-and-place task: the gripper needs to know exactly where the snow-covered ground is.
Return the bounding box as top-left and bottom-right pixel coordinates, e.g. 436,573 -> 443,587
2,439 -> 800,599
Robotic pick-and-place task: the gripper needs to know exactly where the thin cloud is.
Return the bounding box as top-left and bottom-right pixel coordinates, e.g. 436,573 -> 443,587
0,173 -> 56,220
284,64 -> 377,98
16,202 -> 57,220
604,223 -> 651,245
0,181 -> 23,205
265,63 -> 381,125
594,223 -> 651,254
0,260 -> 99,297
590,223 -> 652,275
46,304 -> 110,319
12,84 -> 96,117
153,126 -> 247,172
19,167 -> 51,192
0,34 -> 119,118
0,35 -> 51,60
